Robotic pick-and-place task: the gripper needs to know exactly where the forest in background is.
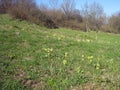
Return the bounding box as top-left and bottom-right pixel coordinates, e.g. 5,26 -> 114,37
0,0 -> 120,33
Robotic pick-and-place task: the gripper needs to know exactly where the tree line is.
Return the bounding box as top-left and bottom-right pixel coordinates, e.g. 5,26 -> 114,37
0,0 -> 120,33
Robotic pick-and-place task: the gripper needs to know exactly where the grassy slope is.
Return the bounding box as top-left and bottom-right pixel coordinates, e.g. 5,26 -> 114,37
0,14 -> 120,90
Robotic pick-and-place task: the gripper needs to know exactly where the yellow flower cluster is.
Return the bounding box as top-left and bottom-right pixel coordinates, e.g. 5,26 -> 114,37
86,39 -> 90,42
76,66 -> 81,73
80,39 -> 92,42
81,55 -> 94,62
82,55 -> 84,58
96,63 -> 100,70
63,60 -> 67,65
43,48 -> 53,56
87,56 -> 93,63
77,39 -> 81,42
65,52 -> 68,57
57,35 -> 65,40
44,48 -> 53,53
81,54 -> 101,70
87,56 -> 93,59
81,55 -> 84,61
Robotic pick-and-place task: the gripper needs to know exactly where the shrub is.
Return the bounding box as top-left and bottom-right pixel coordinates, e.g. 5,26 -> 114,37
108,13 -> 120,34
0,0 -> 14,13
44,19 -> 58,29
8,0 -> 36,20
101,25 -> 111,33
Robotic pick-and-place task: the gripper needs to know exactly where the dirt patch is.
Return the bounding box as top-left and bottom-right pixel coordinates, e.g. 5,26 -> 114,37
24,56 -> 33,61
15,69 -> 27,80
0,25 -> 13,29
70,82 -> 109,90
21,79 -> 47,90
15,31 -> 20,36
70,83 -> 94,90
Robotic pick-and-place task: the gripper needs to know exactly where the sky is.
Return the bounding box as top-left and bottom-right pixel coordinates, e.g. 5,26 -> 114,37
35,0 -> 120,16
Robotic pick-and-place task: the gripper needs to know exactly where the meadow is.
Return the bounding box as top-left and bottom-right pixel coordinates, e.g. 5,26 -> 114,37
0,15 -> 120,90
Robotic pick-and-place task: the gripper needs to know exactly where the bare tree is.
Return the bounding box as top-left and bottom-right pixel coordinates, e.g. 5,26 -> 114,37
109,12 -> 120,33
72,9 -> 82,22
82,2 -> 105,32
81,2 -> 89,32
81,2 -> 105,40
90,2 -> 105,40
61,0 -> 76,20
0,0 -> 15,13
89,2 -> 105,31
48,0 -> 59,21
49,0 -> 59,9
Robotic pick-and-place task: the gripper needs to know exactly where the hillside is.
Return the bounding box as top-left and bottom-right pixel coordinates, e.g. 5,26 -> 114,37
0,15 -> 120,90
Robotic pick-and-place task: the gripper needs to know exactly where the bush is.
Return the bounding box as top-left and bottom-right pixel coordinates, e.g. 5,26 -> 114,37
7,0 -> 58,29
8,0 -> 36,20
108,13 -> 120,34
0,0 -> 13,13
44,19 -> 58,29
101,25 -> 111,33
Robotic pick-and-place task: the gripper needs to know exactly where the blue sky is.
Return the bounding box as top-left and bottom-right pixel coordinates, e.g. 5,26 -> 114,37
35,0 -> 120,16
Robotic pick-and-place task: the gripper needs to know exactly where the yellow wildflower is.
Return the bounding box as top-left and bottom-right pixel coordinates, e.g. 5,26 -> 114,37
49,48 -> 53,52
63,60 -> 67,65
97,57 -> 100,61
90,56 -> 93,58
65,52 -> 68,57
90,59 -> 92,63
58,37 -> 61,40
82,58 -> 84,61
44,48 -> 53,52
77,39 -> 81,42
87,56 -> 93,60
96,63 -> 100,67
86,39 -> 90,42
82,55 -> 84,58
96,63 -> 100,70
76,66 -> 81,73
96,67 -> 99,70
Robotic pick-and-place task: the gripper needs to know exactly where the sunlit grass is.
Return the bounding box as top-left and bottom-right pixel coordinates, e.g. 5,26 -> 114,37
0,14 -> 120,90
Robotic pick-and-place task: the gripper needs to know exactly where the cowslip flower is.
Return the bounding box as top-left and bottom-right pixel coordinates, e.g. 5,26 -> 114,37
82,55 -> 84,58
58,37 -> 61,40
86,39 -> 90,42
77,39 -> 81,42
97,57 -> 100,61
96,67 -> 99,70
96,63 -> 100,70
63,60 -> 67,65
87,56 -> 93,60
76,66 -> 81,73
65,52 -> 68,57
90,59 -> 92,63
49,48 -> 53,52
96,63 -> 100,67
81,55 -> 85,61
43,48 -> 53,53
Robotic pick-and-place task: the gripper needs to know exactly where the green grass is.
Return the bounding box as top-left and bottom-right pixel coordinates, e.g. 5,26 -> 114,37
0,14 -> 120,90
